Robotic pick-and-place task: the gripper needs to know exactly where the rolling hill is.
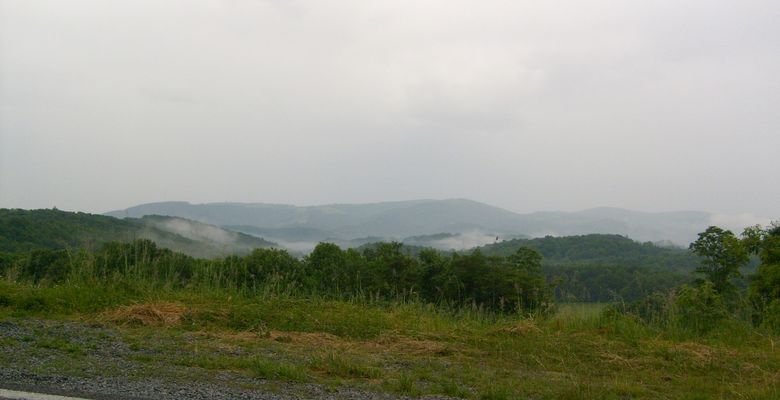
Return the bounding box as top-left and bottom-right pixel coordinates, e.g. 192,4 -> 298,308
0,209 -> 276,258
477,234 -> 699,270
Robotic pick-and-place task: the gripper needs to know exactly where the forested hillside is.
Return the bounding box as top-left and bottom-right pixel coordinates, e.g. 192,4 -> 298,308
0,209 -> 276,258
477,235 -> 700,301
0,209 -> 142,252
479,234 -> 698,269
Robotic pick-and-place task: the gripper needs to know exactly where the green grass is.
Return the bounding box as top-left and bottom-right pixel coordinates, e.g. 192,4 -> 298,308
35,338 -> 84,355
0,276 -> 778,399
249,358 -> 308,382
308,352 -> 382,379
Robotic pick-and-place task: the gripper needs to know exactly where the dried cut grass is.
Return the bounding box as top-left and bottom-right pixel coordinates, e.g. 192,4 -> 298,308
269,331 -> 340,346
215,329 -> 454,357
104,302 -> 187,327
599,351 -> 633,366
278,331 -> 453,356
672,342 -> 714,362
497,319 -> 543,336
363,334 -> 452,356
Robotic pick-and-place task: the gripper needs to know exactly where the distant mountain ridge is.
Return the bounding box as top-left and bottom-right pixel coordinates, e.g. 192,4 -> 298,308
106,199 -> 718,247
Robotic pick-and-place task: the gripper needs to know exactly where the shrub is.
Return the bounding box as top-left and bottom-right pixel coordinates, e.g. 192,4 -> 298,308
627,291 -> 672,325
673,282 -> 728,334
759,299 -> 780,332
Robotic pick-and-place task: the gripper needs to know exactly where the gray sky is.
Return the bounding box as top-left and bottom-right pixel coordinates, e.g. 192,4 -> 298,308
1,0 -> 778,217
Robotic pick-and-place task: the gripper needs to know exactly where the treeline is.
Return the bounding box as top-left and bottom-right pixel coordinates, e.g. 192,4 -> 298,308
618,223 -> 780,332
0,241 -> 553,313
547,264 -> 690,302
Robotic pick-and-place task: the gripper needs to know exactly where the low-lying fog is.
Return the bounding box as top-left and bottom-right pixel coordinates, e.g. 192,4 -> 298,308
257,231 -> 506,254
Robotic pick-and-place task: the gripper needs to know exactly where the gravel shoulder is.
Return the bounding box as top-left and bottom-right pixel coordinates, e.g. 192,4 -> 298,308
0,318 -> 449,400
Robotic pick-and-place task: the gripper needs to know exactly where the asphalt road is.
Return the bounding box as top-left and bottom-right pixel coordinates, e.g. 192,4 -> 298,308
1,388 -> 90,400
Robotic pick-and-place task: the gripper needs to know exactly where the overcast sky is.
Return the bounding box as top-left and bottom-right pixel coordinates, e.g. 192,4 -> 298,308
1,0 -> 778,218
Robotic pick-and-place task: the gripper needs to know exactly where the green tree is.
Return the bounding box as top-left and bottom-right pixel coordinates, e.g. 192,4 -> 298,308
748,222 -> 780,327
689,226 -> 749,293
505,247 -> 551,311
305,243 -> 363,294
362,242 -> 421,297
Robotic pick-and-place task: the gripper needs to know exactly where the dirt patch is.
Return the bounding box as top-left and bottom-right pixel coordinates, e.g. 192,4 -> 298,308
103,302 -> 187,327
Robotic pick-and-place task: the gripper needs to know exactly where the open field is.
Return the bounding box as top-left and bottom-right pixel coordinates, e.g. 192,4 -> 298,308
1,281 -> 778,400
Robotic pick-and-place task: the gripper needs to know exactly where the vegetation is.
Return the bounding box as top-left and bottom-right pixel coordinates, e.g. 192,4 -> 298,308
689,226 -> 750,293
479,234 -> 701,302
0,274 -> 778,399
0,239 -> 552,314
747,223 -> 780,330
0,209 -> 708,303
545,264 -> 690,302
0,208 -> 141,252
480,234 -> 700,270
0,208 -> 276,258
617,222 -> 780,334
1,211 -> 779,398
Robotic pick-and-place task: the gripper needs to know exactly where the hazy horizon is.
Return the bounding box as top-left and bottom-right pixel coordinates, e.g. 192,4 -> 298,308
2,1 -> 778,218
10,196 -> 775,221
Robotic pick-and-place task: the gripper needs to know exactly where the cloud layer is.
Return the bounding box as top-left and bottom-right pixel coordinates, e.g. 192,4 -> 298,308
1,0 -> 778,217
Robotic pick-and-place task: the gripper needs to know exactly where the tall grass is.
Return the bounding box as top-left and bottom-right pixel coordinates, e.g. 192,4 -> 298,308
1,241 -> 776,345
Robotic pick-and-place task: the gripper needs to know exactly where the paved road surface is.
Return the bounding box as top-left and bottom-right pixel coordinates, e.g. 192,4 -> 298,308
0,388 -> 88,400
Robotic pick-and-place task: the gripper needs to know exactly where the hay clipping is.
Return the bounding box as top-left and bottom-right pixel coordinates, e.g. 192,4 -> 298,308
104,302 -> 187,327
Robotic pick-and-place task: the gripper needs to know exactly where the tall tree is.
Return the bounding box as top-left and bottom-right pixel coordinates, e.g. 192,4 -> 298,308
748,223 -> 780,316
689,226 -> 749,293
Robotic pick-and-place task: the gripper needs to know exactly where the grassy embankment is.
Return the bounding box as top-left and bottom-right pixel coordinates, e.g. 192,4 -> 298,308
1,272 -> 778,400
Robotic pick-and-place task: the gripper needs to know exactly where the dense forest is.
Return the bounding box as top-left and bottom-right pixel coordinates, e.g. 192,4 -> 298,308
477,234 -> 702,302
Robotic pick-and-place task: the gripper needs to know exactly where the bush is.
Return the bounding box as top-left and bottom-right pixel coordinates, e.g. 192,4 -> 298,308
673,282 -> 728,334
759,299 -> 780,332
626,291 -> 672,325
20,249 -> 71,283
